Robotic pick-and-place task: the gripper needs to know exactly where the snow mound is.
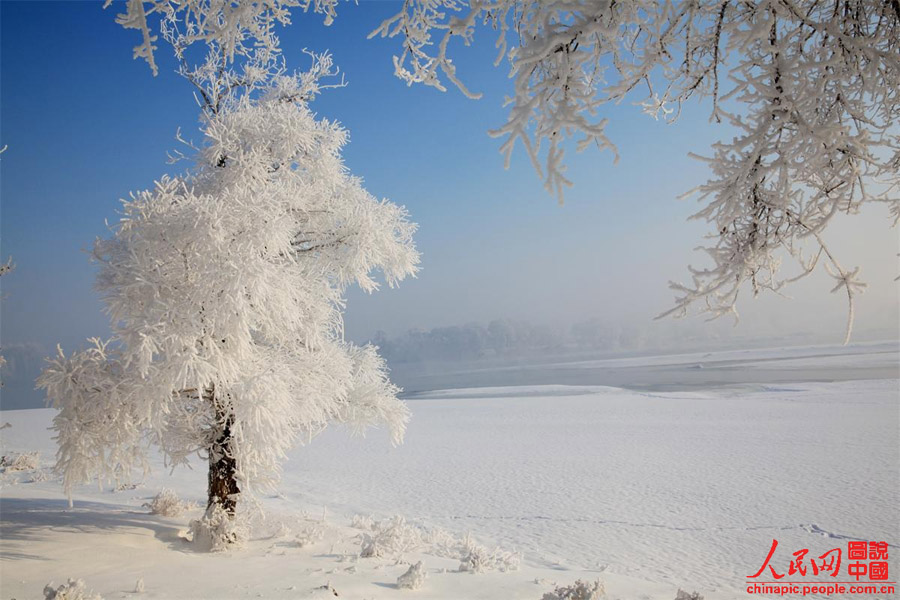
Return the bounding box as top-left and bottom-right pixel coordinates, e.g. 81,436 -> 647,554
540,579 -> 605,600
188,504 -> 248,552
397,561 -> 427,590
43,578 -> 103,600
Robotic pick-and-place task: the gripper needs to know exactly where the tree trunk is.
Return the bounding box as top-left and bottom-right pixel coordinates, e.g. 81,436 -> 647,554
208,396 -> 240,514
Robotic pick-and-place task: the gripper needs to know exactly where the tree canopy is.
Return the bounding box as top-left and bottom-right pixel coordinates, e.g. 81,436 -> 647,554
109,0 -> 899,342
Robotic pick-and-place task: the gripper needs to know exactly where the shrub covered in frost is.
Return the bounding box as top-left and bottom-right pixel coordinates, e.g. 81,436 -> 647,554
674,590 -> 704,600
457,534 -> 520,573
188,504 -> 248,552
541,579 -> 605,600
359,516 -> 424,558
355,514 -> 519,573
1,451 -> 40,472
397,561 -> 427,590
29,469 -> 50,482
295,522 -> 327,548
43,578 -> 103,600
350,514 -> 375,530
144,488 -> 193,517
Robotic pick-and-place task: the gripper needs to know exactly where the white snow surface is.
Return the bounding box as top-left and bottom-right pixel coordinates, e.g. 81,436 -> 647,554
1,345 -> 897,599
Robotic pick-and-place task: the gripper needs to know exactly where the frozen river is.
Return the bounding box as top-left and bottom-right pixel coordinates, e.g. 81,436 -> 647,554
393,341 -> 899,395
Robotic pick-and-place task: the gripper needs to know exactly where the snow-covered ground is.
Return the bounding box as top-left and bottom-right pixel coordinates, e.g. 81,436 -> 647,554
2,344 -> 897,599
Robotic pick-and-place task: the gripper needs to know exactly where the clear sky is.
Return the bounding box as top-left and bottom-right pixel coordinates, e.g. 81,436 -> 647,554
1,1 -> 897,402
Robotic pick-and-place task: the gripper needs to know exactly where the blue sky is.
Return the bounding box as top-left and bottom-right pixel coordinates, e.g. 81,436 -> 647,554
1,1 -> 897,390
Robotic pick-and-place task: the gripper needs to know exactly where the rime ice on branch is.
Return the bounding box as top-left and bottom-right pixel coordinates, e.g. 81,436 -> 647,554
370,0 -> 899,342
39,72 -> 419,514
104,0 -> 340,77
113,1 -> 898,341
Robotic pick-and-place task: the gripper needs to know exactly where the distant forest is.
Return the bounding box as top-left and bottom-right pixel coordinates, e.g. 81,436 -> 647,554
367,318 -> 782,364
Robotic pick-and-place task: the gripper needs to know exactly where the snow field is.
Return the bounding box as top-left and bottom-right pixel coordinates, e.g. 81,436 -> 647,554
2,371 -> 897,598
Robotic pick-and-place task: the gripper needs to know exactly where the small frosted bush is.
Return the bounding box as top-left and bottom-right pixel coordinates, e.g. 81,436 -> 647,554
397,561 -> 427,590
30,469 -> 50,483
357,515 -> 519,573
295,522 -> 326,548
43,578 -> 103,600
458,534 -> 520,573
1,451 -> 40,472
144,489 -> 193,517
541,579 -> 605,600
360,516 -> 423,558
350,514 -> 375,530
674,591 -> 704,600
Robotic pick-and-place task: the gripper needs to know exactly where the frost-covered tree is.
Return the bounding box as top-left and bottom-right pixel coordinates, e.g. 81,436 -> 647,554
113,0 -> 899,341
38,54 -> 419,521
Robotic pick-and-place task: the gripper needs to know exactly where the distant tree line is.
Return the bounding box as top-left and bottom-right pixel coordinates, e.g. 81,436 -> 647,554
369,319 -> 661,364
366,315 -> 832,365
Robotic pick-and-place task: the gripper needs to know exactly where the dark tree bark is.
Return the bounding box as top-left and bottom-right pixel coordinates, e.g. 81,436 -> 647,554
208,393 -> 240,514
